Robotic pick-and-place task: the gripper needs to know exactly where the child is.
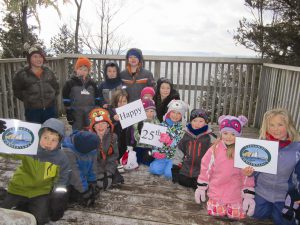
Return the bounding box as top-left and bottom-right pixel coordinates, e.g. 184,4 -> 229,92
195,115 -> 255,220
153,77 -> 180,122
172,109 -> 216,189
149,99 -> 188,179
63,56 -> 100,130
133,99 -> 160,165
1,118 -> 70,224
140,86 -> 155,100
89,108 -> 124,189
13,43 -> 59,123
63,131 -> 100,207
246,109 -> 300,225
98,62 -> 122,109
120,48 -> 155,102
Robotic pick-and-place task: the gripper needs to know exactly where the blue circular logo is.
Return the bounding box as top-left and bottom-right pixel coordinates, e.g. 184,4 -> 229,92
2,127 -> 34,149
240,144 -> 271,167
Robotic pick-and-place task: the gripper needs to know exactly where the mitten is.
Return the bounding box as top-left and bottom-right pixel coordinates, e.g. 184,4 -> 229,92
66,109 -> 75,125
152,152 -> 166,159
242,188 -> 255,216
159,133 -> 173,146
282,189 -> 300,221
0,120 -> 7,134
195,182 -> 208,204
49,186 -> 68,221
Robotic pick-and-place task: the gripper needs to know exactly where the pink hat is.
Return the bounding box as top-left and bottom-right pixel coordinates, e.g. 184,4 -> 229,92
218,115 -> 248,137
142,99 -> 156,111
141,87 -> 155,99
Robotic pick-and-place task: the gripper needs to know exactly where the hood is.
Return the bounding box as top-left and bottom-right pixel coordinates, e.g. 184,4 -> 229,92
103,62 -> 121,84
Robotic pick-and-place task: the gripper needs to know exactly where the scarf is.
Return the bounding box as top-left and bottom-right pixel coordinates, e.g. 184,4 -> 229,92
266,132 -> 291,149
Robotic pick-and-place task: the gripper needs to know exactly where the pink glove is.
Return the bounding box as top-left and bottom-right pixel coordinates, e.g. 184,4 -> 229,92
159,133 -> 172,146
194,183 -> 208,204
152,152 -> 166,159
242,188 -> 255,216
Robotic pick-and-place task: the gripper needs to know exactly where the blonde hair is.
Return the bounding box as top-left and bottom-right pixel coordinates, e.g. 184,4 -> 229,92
259,108 -> 300,141
211,138 -> 235,159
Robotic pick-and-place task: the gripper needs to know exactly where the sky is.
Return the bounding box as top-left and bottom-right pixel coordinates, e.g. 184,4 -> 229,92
5,0 -> 257,57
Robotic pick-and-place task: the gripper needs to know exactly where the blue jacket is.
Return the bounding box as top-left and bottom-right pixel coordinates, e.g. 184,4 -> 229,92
255,142 -> 300,202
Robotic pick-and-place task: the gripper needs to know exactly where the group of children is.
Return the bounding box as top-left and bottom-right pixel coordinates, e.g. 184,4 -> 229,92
1,44 -> 300,225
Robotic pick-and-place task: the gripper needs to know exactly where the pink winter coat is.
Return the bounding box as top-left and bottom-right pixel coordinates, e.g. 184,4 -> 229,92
197,141 -> 254,204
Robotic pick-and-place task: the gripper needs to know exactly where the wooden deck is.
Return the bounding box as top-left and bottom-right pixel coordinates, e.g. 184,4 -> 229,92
0,125 -> 274,225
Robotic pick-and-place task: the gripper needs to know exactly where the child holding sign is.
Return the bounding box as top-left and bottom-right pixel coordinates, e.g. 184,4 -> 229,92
245,109 -> 300,225
149,100 -> 188,179
172,109 -> 216,189
0,118 -> 70,224
195,115 -> 255,220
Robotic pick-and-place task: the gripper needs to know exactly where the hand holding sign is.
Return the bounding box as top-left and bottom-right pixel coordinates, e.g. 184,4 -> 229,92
139,123 -> 167,148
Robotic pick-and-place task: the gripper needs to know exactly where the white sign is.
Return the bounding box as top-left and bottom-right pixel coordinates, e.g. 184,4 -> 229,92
234,137 -> 279,174
139,123 -> 168,148
115,99 -> 147,129
0,119 -> 41,155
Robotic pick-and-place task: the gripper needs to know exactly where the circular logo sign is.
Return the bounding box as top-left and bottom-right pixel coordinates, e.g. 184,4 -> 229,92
2,127 -> 34,149
240,144 -> 271,167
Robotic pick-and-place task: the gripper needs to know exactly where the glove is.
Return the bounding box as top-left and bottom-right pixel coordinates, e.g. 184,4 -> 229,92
195,182 -> 208,204
282,189 -> 300,221
159,133 -> 173,146
242,188 -> 255,216
0,120 -> 7,134
66,109 -> 75,125
49,186 -> 68,221
152,152 -> 166,159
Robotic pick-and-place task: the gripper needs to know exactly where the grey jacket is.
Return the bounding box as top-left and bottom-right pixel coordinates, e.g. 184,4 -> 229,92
13,66 -> 59,109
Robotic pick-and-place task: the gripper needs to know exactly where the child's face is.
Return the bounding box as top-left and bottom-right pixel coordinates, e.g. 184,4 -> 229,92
146,109 -> 156,120
94,122 -> 109,135
128,55 -> 139,67
30,53 -> 44,68
268,115 -> 288,140
221,131 -> 236,145
117,96 -> 128,107
160,83 -> 171,99
107,66 -> 117,79
169,111 -> 182,122
39,130 -> 60,151
191,117 -> 207,129
76,66 -> 89,77
142,94 -> 153,100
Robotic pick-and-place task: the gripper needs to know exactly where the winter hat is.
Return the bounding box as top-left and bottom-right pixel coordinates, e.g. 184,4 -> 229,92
142,99 -> 156,111
89,108 -> 113,132
73,131 -> 100,154
218,115 -> 248,137
24,42 -> 46,65
126,48 -> 143,62
190,109 -> 209,123
164,100 -> 189,121
141,87 -> 155,99
75,57 -> 92,71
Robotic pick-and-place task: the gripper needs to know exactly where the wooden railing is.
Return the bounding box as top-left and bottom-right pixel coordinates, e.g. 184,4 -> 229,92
0,54 -> 274,127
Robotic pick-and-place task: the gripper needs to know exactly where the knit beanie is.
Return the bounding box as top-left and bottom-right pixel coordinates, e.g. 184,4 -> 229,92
73,131 -> 100,154
141,87 -> 155,100
126,48 -> 143,62
190,109 -> 209,123
164,100 -> 189,121
75,57 -> 92,71
218,115 -> 248,137
142,99 -> 156,111
24,43 -> 46,65
89,108 -> 113,132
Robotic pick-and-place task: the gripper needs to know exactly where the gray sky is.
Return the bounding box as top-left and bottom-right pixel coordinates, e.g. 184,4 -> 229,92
34,0 -> 255,56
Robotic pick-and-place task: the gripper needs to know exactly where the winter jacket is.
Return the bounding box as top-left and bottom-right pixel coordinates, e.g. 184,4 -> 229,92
98,62 -> 123,107
255,141 -> 300,203
1,119 -> 70,198
63,137 -> 97,193
62,75 -> 100,109
174,126 -> 216,178
12,66 -> 59,109
198,141 -> 255,204
152,118 -> 185,159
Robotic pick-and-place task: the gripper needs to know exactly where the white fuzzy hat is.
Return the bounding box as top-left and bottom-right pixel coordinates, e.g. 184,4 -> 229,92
163,99 -> 189,121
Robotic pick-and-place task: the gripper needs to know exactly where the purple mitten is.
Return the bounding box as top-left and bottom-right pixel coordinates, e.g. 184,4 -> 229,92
159,133 -> 172,146
242,188 -> 255,216
152,152 -> 166,159
195,182 -> 208,204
